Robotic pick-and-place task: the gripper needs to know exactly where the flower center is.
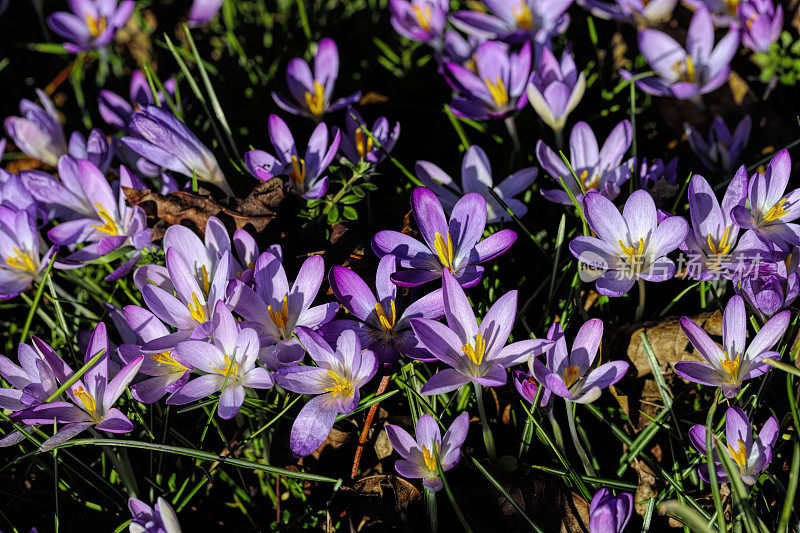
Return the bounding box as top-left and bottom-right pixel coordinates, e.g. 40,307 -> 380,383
462,332 -> 487,366
187,292 -> 207,323
90,202 -> 119,236
289,155 -> 306,187
355,128 -> 374,159
433,231 -> 455,271
618,238 -> 646,273
200,264 -> 210,297
151,351 -> 186,371
213,353 -> 239,377
324,369 -> 353,398
762,197 -> 789,223
5,247 -> 35,272
484,76 -> 509,108
728,438 -> 747,467
74,385 -> 100,420
672,56 -> 696,83
580,169 -> 600,191
724,0 -> 739,16
375,300 -> 397,331
721,351 -> 740,383
563,365 -> 581,388
84,12 -> 107,37
707,226 -> 733,257
411,4 -> 433,31
304,80 -> 326,116
422,442 -> 440,472
512,1 -> 532,29
268,295 -> 291,338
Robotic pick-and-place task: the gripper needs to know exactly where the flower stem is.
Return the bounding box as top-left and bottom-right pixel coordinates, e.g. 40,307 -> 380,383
473,382 -> 496,461
504,116 -> 521,153
634,278 -> 646,322
323,167 -> 363,215
90,428 -> 138,497
518,415 -> 535,459
565,401 -> 596,477
426,488 -> 438,533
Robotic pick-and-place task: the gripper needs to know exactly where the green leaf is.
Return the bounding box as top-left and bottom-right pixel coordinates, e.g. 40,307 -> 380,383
342,206 -> 358,220
339,195 -> 361,205
327,205 -> 340,225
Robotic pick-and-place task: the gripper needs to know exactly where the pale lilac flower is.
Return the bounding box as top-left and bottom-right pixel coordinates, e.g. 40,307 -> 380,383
639,157 -> 679,205
271,38 -> 361,120
689,406 -> 779,485
412,269 -> 549,394
440,31 -> 481,66
47,0 -> 135,53
188,0 -> 223,26
531,320 -> 628,403
684,0 -> 741,25
98,70 -> 177,132
168,301 -> 273,419
0,207 -> 55,299
685,115 -> 750,173
12,323 -> 143,451
230,252 -> 338,370
442,41 -> 532,120
389,0 -> 448,45
589,489 -> 634,533
231,231 -> 281,284
736,250 -> 799,322
570,190 -> 688,296
372,187 -> 517,287
273,328 -> 377,457
526,47 -> 586,137
417,145 -> 537,223
128,497 -> 182,533
731,150 -> 800,252
121,106 -> 233,197
4,90 -> 68,166
68,129 -> 112,172
580,0 -> 677,25
339,108 -> 400,166
244,114 -> 340,200
512,369 -> 552,411
536,120 -> 634,205
324,254 -> 444,364
739,0 -> 783,53
621,8 -> 739,99
451,0 -> 571,43
675,295 -> 789,398
385,412 -> 469,491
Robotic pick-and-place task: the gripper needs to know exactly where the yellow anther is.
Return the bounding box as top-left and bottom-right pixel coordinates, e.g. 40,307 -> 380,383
422,443 -> 440,472
580,169 -> 600,191
151,351 -> 186,370
375,300 -> 397,331
324,369 -> 353,398
90,202 -> 119,236
187,292 -> 207,323
84,12 -> 107,37
724,0 -> 739,15
618,238 -> 646,272
484,76 -> 509,108
512,1 -> 532,29
462,332 -> 487,366
411,4 -> 433,31
74,385 -> 97,416
355,128 -> 374,159
268,295 -> 291,333
304,80 -> 326,116
289,155 -> 306,187
728,438 -> 747,467
6,247 -> 35,271
763,197 -> 789,223
201,264 -> 210,297
213,353 -> 239,377
564,365 -> 581,388
707,226 -> 733,256
721,351 -> 740,382
433,231 -> 455,271
672,56 -> 696,83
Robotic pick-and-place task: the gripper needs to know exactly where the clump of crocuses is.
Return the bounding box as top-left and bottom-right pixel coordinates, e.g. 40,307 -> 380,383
48,0 -> 134,53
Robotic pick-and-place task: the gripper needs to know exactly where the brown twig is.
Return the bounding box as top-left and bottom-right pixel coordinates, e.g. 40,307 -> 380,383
350,374 -> 391,479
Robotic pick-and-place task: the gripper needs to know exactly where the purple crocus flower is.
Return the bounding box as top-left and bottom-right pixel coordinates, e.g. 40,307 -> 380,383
580,0 -> 677,25
121,105 -> 233,197
512,369 -> 552,411
98,70 -> 177,132
231,231 -> 282,284
739,0 -> 783,53
674,295 -> 789,398
324,254 -> 444,364
442,40 -> 532,120
736,250 -> 799,322
271,38 -> 361,120
412,269 -> 549,394
47,0 -> 135,53
4,90 -> 68,166
12,323 -> 143,451
536,120 -> 634,205
682,172 -> 772,281
230,252 -> 338,370
389,0 -> 448,45
526,47 -> 586,137
244,114 -> 340,200
373,187 -> 517,288
118,305 -> 192,404
621,8 -> 739,99
273,328 -> 378,457
0,207 -> 55,299
385,412 -> 469,491
683,0 -> 741,25
685,115 -> 751,173
689,406 -> 779,485
188,0 -> 224,26
440,31 -> 482,66
128,497 -> 182,533
639,157 -> 679,205
589,489 -> 634,533
417,145 -> 537,223
531,320 -> 628,403
68,129 -> 112,172
569,190 -> 688,297
732,150 -> 800,252
168,301 -> 273,419
339,108 -> 400,166
451,0 -> 571,43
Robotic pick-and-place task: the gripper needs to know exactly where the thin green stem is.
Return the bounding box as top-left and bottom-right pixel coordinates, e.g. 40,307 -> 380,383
635,278 -> 646,322
426,488 -> 438,533
566,401 -> 596,477
473,382 -> 496,461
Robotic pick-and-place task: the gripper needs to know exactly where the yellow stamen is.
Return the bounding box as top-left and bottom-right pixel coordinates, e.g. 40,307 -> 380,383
484,76 -> 509,108
512,1 -> 532,29
422,442 -> 440,472
90,202 -> 119,236
289,155 -> 306,187
355,128 -> 374,159
618,238 -> 646,272
564,365 -> 581,388
411,4 -> 433,31
268,295 -> 291,333
707,226 -> 733,256
466,55 -> 478,73
462,332 -> 486,366
721,351 -> 740,383
433,231 -> 455,271
672,56 -> 696,83
580,169 -> 600,191
187,292 -> 207,323
728,438 -> 747,467
151,351 -> 186,370
375,300 -> 397,331
6,247 -> 35,271
84,12 -> 107,37
324,369 -> 353,398
724,0 -> 739,15
201,264 -> 210,297
213,353 -> 239,377
763,198 -> 789,223
304,80 -> 326,116
73,385 -> 98,416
